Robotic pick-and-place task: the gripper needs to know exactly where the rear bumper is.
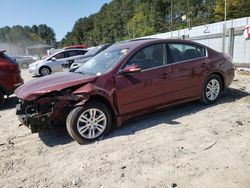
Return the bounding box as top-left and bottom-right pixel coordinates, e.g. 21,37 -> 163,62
225,68 -> 235,87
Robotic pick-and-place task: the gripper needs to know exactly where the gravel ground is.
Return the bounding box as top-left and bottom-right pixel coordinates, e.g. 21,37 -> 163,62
0,69 -> 250,188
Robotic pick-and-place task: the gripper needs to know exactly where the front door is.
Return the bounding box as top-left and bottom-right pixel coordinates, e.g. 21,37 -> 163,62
114,43 -> 173,116
50,52 -> 67,72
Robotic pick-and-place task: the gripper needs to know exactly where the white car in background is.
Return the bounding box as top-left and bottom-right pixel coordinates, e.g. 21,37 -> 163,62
28,49 -> 87,76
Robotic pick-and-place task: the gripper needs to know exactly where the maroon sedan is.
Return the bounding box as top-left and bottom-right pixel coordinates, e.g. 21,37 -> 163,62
0,50 -> 23,107
15,39 -> 234,144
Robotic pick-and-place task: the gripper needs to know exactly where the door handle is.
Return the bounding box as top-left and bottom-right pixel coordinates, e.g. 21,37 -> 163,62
201,62 -> 209,67
161,73 -> 168,79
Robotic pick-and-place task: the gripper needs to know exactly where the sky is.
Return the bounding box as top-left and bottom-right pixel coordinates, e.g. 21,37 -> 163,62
0,0 -> 112,41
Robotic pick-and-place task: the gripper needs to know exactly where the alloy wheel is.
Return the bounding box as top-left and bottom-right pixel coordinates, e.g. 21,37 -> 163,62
77,108 -> 107,139
41,67 -> 50,76
205,79 -> 220,101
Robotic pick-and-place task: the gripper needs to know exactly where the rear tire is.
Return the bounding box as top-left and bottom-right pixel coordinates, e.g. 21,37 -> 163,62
201,74 -> 222,104
66,101 -> 112,144
0,91 -> 5,108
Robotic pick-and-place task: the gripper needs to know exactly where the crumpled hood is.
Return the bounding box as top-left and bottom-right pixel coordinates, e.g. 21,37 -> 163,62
15,72 -> 97,101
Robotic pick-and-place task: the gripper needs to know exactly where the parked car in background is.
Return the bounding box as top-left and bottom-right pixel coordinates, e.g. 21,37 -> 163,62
12,56 -> 36,69
28,48 -> 88,76
69,43 -> 112,72
15,39 -> 234,144
0,50 -> 23,107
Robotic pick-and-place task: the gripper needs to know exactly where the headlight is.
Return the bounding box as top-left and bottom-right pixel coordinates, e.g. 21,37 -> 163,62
29,63 -> 37,68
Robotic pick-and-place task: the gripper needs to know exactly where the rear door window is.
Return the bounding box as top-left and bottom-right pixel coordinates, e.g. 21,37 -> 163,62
125,44 -> 166,70
79,50 -> 87,55
67,50 -> 81,57
66,50 -> 86,57
166,43 -> 206,64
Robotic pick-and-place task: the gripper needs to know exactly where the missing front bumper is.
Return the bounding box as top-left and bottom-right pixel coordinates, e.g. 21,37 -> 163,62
16,102 -> 52,133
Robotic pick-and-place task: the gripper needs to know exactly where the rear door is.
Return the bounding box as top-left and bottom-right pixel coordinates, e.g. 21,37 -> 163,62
115,43 -> 173,115
166,42 -> 209,101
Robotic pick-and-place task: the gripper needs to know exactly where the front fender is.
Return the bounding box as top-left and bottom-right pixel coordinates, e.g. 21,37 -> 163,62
72,83 -> 115,107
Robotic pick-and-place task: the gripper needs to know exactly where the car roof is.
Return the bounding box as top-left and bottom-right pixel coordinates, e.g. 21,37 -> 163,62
0,49 -> 6,53
108,38 -> 207,51
63,48 -> 87,52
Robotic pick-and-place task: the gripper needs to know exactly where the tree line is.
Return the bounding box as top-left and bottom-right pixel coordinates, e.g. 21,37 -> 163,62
0,24 -> 56,47
60,0 -> 250,47
0,0 -> 249,48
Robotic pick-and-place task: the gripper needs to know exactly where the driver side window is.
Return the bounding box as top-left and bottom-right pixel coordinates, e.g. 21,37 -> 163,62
126,44 -> 165,70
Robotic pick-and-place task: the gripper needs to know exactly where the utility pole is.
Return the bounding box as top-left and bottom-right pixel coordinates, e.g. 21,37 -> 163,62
224,0 -> 227,22
170,0 -> 173,37
222,0 -> 227,52
187,0 -> 191,29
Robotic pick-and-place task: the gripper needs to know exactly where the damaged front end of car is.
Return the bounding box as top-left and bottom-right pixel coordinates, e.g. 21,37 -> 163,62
16,89 -> 86,133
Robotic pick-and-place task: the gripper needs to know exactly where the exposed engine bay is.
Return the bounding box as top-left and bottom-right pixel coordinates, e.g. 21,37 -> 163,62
16,89 -> 85,133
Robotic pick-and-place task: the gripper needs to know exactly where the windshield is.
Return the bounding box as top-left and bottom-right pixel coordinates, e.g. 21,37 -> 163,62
76,48 -> 128,75
42,54 -> 53,60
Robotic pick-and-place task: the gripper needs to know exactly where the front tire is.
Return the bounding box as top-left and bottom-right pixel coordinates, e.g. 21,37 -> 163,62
66,101 -> 112,144
40,67 -> 51,76
201,74 -> 222,104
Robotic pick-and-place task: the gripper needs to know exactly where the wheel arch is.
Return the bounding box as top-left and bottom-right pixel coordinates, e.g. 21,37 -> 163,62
207,72 -> 225,90
87,95 -> 116,122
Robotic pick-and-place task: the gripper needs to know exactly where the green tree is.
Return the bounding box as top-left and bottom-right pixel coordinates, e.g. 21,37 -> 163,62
213,0 -> 250,21
0,24 -> 56,48
37,24 -> 56,45
59,0 -> 250,46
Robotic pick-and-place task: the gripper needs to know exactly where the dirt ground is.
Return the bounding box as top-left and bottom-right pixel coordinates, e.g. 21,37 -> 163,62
0,69 -> 250,188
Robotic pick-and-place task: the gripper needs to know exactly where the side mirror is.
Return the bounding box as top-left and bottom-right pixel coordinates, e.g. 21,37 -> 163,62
121,64 -> 141,74
51,57 -> 56,61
